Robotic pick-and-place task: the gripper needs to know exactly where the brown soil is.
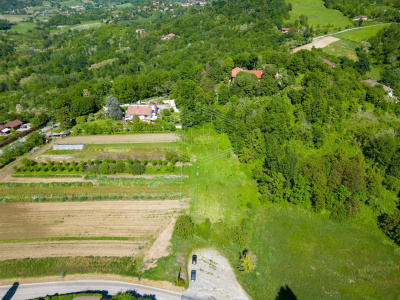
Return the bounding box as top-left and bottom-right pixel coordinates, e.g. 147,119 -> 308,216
0,273 -> 185,292
0,200 -> 189,260
0,240 -> 147,260
56,133 -> 180,144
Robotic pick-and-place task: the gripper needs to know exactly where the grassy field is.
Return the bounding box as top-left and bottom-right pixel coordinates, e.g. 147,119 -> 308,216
9,22 -> 36,33
238,205 -> 400,299
184,125 -> 259,226
286,0 -> 352,29
50,20 -> 102,34
322,39 -> 358,60
333,24 -> 391,42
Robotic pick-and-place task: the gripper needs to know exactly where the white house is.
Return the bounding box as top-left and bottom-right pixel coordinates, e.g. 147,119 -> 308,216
125,104 -> 158,122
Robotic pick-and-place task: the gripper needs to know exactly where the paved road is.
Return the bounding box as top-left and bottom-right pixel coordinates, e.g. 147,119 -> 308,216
313,23 -> 391,40
0,280 -> 184,300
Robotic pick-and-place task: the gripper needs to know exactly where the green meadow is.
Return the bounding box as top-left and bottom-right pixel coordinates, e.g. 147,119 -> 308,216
334,24 -> 391,42
323,39 -> 358,60
238,205 -> 400,299
286,0 -> 352,28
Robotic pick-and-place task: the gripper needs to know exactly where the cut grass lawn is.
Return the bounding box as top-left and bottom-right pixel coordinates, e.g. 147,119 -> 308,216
333,24 -> 391,42
322,39 -> 358,61
238,205 -> 400,299
286,0 -> 351,29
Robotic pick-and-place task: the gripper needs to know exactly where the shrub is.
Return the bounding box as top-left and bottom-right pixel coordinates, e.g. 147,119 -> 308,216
174,215 -> 194,239
239,251 -> 257,273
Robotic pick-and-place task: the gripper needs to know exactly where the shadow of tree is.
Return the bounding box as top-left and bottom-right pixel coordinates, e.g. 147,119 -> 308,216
275,285 -> 297,300
2,282 -> 19,300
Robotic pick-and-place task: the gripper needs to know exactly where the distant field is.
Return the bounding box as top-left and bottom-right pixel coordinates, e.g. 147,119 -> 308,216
117,3 -> 133,8
322,39 -> 358,60
286,0 -> 351,28
9,22 -> 36,33
0,14 -> 30,22
56,133 -> 179,144
333,24 -> 390,42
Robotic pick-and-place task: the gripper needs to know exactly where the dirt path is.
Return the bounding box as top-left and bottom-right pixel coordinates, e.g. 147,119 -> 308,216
184,248 -> 251,300
143,215 -> 178,270
0,274 -> 185,293
56,133 -> 180,144
292,36 -> 340,52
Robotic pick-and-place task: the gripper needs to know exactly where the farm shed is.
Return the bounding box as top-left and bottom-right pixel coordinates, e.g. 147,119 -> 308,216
51,130 -> 70,137
53,144 -> 86,150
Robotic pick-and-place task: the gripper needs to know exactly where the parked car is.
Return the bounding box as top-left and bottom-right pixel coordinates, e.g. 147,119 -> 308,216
192,254 -> 197,265
191,270 -> 196,282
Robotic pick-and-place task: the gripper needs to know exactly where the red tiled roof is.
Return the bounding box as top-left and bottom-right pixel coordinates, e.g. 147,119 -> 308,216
321,58 -> 336,67
231,67 -> 263,79
126,105 -> 152,116
5,120 -> 23,129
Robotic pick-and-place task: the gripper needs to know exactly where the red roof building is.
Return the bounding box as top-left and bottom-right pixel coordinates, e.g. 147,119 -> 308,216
4,120 -> 23,130
231,67 -> 263,80
125,105 -> 158,122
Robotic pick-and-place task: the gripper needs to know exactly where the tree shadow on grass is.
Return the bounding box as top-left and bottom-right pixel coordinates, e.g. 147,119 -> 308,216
275,285 -> 297,300
2,282 -> 19,300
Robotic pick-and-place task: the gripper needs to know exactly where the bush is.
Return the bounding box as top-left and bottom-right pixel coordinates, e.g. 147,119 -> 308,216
174,215 -> 194,239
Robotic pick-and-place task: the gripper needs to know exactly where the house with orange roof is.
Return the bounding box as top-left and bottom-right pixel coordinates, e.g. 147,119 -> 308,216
231,67 -> 263,81
125,104 -> 158,122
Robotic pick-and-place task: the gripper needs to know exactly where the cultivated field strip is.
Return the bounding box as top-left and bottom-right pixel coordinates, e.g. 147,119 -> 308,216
0,240 -> 147,260
0,200 -> 189,254
55,133 -> 180,144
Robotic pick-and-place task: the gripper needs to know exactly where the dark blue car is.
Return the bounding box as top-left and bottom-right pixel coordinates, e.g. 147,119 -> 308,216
191,270 -> 196,281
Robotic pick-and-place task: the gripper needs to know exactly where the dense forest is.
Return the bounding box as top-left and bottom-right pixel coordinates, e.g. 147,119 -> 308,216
0,0 -> 400,244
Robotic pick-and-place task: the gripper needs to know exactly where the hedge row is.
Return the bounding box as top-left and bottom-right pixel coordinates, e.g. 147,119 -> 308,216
0,127 -> 37,148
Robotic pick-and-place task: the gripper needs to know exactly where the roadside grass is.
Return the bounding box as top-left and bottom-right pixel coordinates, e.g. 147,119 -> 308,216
238,205 -> 400,299
322,39 -> 358,60
286,0 -> 351,29
0,256 -> 141,279
333,24 -> 390,42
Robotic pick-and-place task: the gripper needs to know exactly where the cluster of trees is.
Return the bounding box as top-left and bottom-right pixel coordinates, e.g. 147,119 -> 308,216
18,158 -> 147,175
368,24 -> 400,94
0,132 -> 44,168
322,0 -> 400,22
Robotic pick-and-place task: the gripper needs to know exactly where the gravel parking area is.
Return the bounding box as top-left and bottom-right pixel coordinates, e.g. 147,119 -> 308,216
183,248 -> 251,300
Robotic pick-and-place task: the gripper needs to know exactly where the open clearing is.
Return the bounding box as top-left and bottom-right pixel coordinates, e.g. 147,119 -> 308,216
286,0 -> 351,28
0,200 -> 189,260
322,39 -> 358,60
333,23 -> 390,42
292,36 -> 340,52
56,133 -> 179,144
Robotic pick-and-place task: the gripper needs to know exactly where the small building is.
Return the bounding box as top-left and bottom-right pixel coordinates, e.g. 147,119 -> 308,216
5,120 -> 23,130
231,67 -> 263,81
51,130 -> 70,137
53,144 -> 85,150
361,16 -> 368,21
321,58 -> 336,68
280,28 -> 290,33
362,79 -> 395,98
136,28 -> 146,34
125,104 -> 158,122
352,16 -> 361,21
161,33 -> 179,40
1,128 -> 10,135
